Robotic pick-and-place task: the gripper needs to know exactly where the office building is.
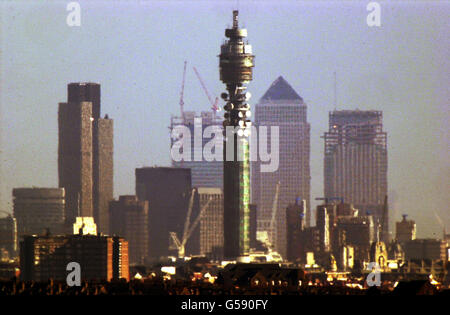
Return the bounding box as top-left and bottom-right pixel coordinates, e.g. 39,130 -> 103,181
13,188 -> 65,238
335,215 -> 375,263
403,239 -> 447,261
109,195 -> 149,264
286,200 -> 306,262
323,110 -> 388,241
251,76 -> 311,259
315,204 -> 331,258
194,188 -> 223,259
59,83 -> 113,233
0,215 -> 17,260
135,167 -> 192,260
396,215 -> 416,243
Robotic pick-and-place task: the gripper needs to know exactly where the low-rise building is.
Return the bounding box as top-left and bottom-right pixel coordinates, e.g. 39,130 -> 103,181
20,232 -> 129,282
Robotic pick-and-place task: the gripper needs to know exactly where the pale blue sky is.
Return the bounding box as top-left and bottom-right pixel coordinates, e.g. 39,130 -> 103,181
1,0 -> 449,238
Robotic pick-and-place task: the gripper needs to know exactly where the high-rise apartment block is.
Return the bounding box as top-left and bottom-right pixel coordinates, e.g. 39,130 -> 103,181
323,110 -> 388,241
109,195 -> 149,264
251,76 -> 311,259
58,83 -> 113,234
13,188 -> 65,237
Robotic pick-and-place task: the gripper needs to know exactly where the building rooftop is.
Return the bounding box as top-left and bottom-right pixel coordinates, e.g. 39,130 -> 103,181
260,76 -> 303,102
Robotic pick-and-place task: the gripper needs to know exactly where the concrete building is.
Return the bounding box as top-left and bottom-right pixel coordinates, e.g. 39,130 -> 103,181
171,111 -> 223,188
13,188 -> 65,238
194,188 -> 223,259
251,76 -> 311,259
298,227 -> 320,264
59,83 -> 113,234
396,215 -> 416,243
285,200 -> 306,262
135,167 -> 192,261
323,110 -> 388,242
335,215 -> 375,264
20,233 -> 129,282
403,239 -> 447,261
58,99 -> 93,223
109,195 -> 149,265
0,215 -> 17,260
93,116 -> 113,235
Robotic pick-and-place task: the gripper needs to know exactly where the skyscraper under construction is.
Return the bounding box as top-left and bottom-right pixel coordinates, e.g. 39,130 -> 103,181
170,111 -> 223,188
219,11 -> 254,259
323,110 -> 388,242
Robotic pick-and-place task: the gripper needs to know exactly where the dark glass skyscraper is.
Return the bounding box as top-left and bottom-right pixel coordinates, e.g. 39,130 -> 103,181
135,167 -> 192,260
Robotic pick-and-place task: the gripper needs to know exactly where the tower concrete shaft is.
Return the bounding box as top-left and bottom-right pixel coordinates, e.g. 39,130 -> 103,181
219,10 -> 254,259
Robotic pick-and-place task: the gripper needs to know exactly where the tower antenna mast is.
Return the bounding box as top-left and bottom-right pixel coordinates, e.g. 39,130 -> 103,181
333,71 -> 337,109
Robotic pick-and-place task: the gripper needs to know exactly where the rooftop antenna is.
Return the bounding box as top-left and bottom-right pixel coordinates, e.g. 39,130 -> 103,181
179,61 -> 187,122
333,71 -> 337,109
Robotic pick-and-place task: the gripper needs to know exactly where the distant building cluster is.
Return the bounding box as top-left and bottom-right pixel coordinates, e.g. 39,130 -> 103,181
0,78 -> 448,288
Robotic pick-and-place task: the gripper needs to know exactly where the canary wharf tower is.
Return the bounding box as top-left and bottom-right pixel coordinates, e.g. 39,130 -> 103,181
219,11 -> 254,259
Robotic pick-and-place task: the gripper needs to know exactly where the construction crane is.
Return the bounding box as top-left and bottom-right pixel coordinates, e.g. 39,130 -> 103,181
192,66 -> 220,119
169,192 -> 213,258
269,181 -> 281,248
179,61 -> 187,122
0,210 -> 12,218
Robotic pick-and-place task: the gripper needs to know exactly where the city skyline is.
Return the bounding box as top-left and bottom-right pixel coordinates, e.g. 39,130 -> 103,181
1,1 -> 448,239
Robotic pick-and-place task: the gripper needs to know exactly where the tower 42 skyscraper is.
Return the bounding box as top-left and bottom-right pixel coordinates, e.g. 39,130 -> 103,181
59,83 -> 113,233
219,10 -> 254,259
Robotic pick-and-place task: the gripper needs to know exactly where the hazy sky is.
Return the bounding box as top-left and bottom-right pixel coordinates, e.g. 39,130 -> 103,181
1,0 -> 448,238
